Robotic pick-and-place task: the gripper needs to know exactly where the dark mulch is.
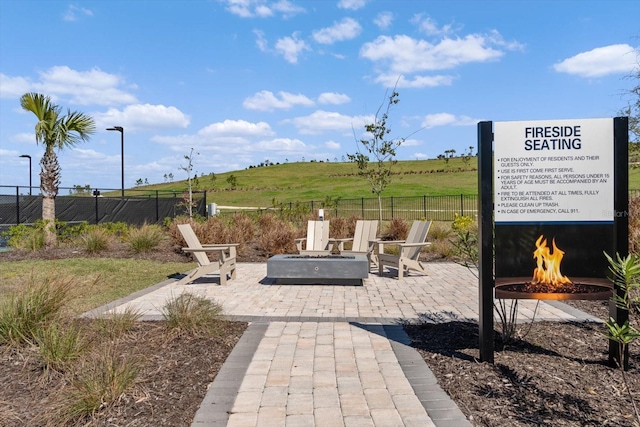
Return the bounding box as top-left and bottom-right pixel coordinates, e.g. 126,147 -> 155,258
404,300 -> 640,427
2,242 -> 639,426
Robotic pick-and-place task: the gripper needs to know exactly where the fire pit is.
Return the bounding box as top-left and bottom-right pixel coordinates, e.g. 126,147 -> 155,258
266,254 -> 369,285
495,235 -> 613,300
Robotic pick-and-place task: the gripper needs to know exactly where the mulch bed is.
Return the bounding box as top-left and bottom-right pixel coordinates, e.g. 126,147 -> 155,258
2,242 -> 639,426
404,300 -> 640,427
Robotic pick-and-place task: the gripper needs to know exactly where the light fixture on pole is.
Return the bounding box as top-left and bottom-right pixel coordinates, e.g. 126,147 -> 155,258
19,154 -> 32,195
106,126 -> 125,198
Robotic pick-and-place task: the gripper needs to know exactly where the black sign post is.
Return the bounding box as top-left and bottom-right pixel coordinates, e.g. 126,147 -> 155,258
611,116 -> 629,369
478,121 -> 494,363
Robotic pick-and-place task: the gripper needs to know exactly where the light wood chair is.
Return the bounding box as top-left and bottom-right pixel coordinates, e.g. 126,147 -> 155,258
331,220 -> 379,269
295,220 -> 331,255
175,223 -> 238,285
376,220 -> 432,279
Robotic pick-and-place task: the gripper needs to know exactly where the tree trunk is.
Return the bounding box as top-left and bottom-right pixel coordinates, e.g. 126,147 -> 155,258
42,195 -> 56,247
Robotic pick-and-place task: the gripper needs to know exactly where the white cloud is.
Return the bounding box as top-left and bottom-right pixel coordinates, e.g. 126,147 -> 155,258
410,14 -> 457,36
374,12 -> 393,30
257,137 -> 308,152
0,67 -> 137,106
317,92 -> 350,105
0,74 -> 31,99
243,90 -> 315,111
62,4 -> 93,22
94,104 -> 190,132
402,138 -> 421,147
312,18 -> 362,44
151,119 -> 275,156
270,0 -> 306,18
281,110 -> 373,135
221,0 -> 305,18
553,44 -> 638,78
360,31 -> 522,87
254,29 -> 268,51
198,119 -> 274,137
374,73 -> 454,88
338,0 -> 368,10
361,34 -> 504,73
275,33 -> 309,63
421,113 -> 479,128
325,140 -> 341,150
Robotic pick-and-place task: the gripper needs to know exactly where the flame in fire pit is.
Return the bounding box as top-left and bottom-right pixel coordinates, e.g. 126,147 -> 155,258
531,235 -> 572,287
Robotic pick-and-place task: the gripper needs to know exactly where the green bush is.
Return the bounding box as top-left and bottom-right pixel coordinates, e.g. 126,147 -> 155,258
4,222 -> 45,251
0,276 -> 72,345
64,344 -> 139,420
35,320 -> 86,373
126,224 -> 166,253
161,292 -> 223,337
80,227 -> 112,254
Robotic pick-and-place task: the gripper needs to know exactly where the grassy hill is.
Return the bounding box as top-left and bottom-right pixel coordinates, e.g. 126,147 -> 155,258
118,157 -> 640,208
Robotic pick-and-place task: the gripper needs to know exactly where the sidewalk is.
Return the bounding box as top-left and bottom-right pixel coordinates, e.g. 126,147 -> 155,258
84,263 -> 600,427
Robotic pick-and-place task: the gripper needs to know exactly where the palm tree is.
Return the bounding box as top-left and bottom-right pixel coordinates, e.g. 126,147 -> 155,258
20,93 -> 96,247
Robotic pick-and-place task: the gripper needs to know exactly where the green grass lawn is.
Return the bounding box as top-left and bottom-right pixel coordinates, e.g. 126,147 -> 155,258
0,259 -> 189,316
98,157 -> 640,208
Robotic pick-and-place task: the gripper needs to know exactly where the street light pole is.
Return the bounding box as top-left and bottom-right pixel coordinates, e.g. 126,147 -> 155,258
106,126 -> 124,198
19,154 -> 32,195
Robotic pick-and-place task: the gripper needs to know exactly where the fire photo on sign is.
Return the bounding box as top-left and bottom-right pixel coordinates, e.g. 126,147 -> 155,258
494,224 -> 614,300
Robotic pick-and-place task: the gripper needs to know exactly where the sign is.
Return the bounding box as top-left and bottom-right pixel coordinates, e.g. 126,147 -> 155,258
494,118 -> 614,223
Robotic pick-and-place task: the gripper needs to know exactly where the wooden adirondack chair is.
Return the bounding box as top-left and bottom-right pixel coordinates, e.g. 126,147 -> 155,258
174,223 -> 238,285
331,220 -> 379,269
376,220 -> 432,279
295,220 -> 331,255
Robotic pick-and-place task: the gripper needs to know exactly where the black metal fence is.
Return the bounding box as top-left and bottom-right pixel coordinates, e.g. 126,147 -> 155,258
275,194 -> 478,221
1,185 -> 478,228
0,186 -> 207,228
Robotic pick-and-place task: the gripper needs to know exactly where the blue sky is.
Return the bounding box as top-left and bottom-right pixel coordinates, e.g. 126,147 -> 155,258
1,0 -> 638,191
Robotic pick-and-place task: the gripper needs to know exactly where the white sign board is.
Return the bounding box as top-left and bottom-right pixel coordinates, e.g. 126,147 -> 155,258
494,118 -> 614,223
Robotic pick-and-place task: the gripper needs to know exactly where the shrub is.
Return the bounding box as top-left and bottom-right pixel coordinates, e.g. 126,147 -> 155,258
451,213 -> 476,232
161,292 -> 223,337
256,214 -> 297,255
382,218 -> 408,240
64,343 -> 139,420
35,320 -> 86,373
58,221 -> 91,242
80,227 -> 112,254
228,213 -> 255,254
96,306 -> 142,339
330,216 -> 349,239
428,222 -> 452,241
193,217 -> 230,245
4,223 -> 45,251
126,223 -> 165,253
0,276 -> 72,345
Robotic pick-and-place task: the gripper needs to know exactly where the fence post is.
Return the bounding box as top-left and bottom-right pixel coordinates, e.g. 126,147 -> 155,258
391,196 -> 394,220
423,195 -> 426,218
15,186 -> 20,225
460,194 -> 464,216
94,192 -> 99,224
155,190 -> 159,223
361,198 -> 364,219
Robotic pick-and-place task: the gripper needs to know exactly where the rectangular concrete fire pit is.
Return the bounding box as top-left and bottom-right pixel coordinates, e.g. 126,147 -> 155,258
266,254 -> 369,285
